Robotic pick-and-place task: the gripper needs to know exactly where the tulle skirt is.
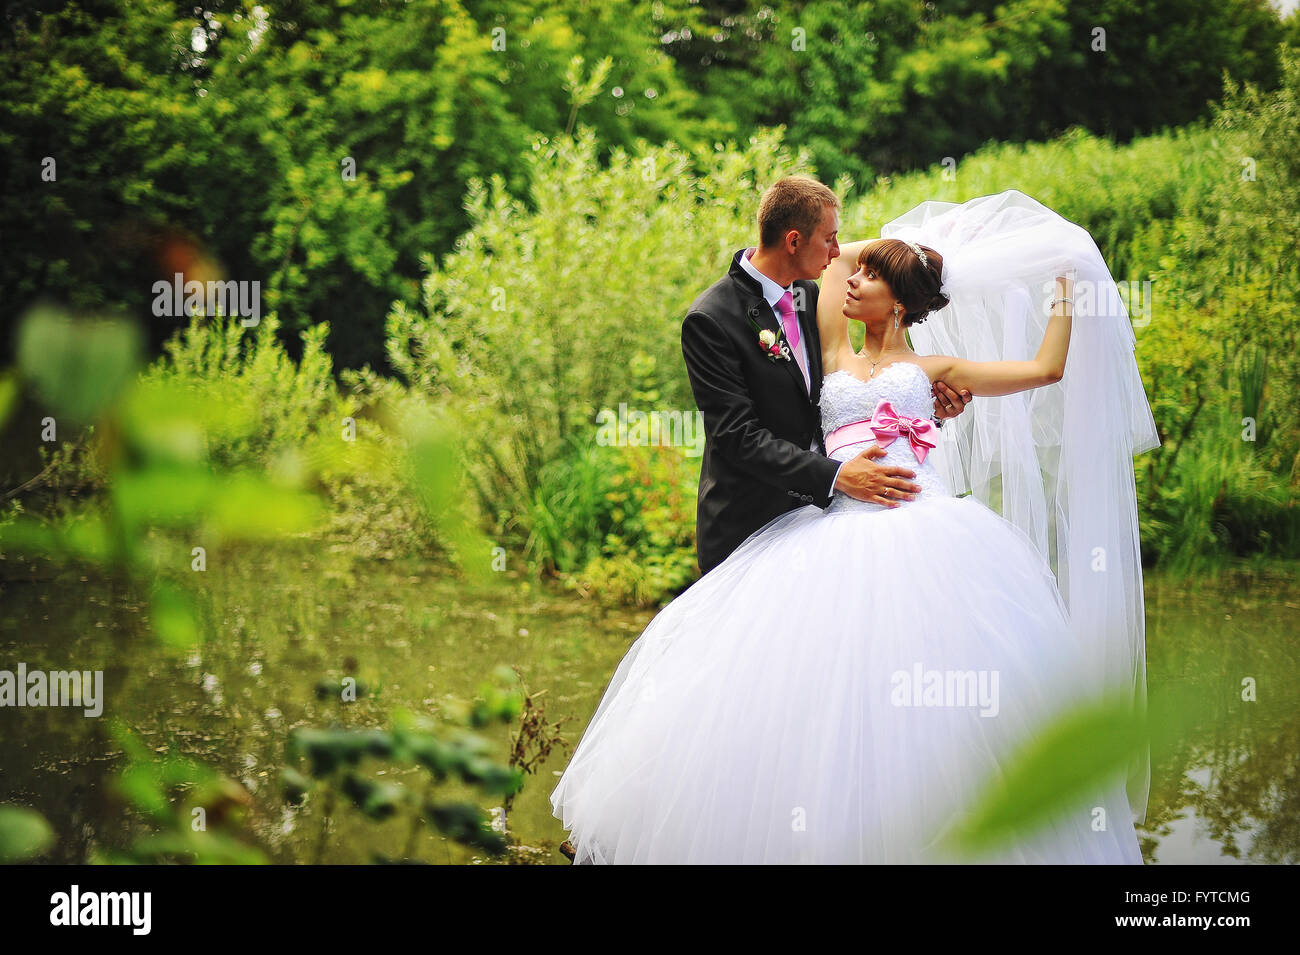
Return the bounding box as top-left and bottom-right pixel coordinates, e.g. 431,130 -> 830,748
550,495 -> 1143,864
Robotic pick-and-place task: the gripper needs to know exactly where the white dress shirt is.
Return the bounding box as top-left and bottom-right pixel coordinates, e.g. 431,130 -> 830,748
740,248 -> 845,498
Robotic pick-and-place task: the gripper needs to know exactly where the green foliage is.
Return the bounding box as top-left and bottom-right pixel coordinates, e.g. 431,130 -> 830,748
2,1 -> 1296,607
0,0 -> 708,369
1137,404 -> 1299,573
945,684 -> 1204,858
2,308 -> 326,658
389,126 -> 808,589
0,372 -> 17,429
403,409 -> 499,588
1,303 -> 531,863
6,0 -> 1286,371
0,1 -> 203,326
138,312 -> 500,572
1,303 -> 502,631
662,0 -> 1285,185
523,430 -> 699,604
843,124 -> 1218,283
16,309 -> 142,426
147,312 -> 342,469
0,806 -> 55,863
95,721 -> 267,865
284,675 -> 528,862
1126,47 -> 1300,567
1031,0 -> 1285,142
685,0 -> 1066,184
567,442 -> 700,606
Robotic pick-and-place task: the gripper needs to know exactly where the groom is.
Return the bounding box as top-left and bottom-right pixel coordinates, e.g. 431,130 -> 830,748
681,175 -> 971,574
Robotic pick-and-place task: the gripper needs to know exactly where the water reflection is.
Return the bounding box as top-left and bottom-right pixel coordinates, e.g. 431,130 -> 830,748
1,548 -> 1295,864
1140,565 -> 1300,864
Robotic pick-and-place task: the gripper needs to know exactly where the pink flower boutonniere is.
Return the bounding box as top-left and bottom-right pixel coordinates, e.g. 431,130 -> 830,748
749,317 -> 793,363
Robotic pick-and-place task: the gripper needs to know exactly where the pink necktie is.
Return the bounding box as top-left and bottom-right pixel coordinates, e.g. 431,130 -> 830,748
776,290 -> 808,388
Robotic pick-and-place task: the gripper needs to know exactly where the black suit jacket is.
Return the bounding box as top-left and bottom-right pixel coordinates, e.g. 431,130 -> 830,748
682,248 -> 840,575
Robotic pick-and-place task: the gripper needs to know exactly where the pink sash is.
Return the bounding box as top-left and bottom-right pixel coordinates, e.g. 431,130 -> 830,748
824,399 -> 937,465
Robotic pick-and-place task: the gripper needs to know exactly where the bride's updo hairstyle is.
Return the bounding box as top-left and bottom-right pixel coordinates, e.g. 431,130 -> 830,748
857,239 -> 949,326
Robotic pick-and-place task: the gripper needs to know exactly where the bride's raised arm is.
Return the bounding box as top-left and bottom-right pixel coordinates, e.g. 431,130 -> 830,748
928,275 -> 1074,396
817,239 -> 883,373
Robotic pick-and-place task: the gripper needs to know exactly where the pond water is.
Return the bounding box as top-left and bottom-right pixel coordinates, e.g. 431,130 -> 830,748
1,545 -> 1296,864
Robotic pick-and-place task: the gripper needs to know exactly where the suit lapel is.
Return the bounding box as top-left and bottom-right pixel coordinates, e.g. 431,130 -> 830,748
731,250 -> 814,403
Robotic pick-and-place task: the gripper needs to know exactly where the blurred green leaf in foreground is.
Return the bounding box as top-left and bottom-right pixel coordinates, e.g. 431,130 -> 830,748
942,684 -> 1204,858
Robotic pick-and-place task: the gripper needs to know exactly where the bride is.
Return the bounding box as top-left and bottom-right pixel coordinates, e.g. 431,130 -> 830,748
550,191 -> 1159,864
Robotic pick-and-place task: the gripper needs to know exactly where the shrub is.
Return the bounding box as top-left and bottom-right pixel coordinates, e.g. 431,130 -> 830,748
387,125 -> 816,581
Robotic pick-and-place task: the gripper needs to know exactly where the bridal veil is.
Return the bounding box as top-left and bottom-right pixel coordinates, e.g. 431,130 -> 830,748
883,190 -> 1161,823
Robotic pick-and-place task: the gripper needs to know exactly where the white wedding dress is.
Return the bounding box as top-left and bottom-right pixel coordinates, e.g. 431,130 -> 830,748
549,359 -> 1143,864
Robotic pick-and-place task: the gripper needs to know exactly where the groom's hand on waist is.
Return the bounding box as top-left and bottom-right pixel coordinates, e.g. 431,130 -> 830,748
833,445 -> 920,508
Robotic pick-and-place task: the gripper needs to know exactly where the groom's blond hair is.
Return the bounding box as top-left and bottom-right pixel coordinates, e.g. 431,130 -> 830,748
757,175 -> 840,250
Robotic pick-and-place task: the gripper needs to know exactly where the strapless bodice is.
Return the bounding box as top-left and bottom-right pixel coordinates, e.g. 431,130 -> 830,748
818,362 -> 951,514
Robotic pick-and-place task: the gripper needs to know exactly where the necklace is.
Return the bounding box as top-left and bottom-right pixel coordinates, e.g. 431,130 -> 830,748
858,347 -> 894,379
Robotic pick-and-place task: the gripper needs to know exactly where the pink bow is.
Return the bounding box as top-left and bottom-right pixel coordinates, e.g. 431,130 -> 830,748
868,399 -> 937,465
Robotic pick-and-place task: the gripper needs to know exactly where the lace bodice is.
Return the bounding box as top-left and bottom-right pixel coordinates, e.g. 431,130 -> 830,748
818,362 -> 951,514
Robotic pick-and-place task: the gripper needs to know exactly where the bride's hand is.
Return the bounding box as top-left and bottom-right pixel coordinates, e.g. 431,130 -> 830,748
932,380 -> 971,420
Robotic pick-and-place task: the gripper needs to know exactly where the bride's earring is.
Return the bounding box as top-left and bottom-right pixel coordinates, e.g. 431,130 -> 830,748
893,304 -> 901,330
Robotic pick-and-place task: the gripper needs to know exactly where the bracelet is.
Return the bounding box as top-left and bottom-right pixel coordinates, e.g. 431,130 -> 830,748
1050,297 -> 1073,307
930,414 -> 945,429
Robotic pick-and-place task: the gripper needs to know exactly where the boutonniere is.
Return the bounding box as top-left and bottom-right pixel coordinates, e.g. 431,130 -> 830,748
748,310 -> 792,362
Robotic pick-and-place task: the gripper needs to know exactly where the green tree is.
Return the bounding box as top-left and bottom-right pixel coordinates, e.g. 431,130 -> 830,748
659,0 -> 1286,182
0,0 -> 712,369
0,0 -> 206,356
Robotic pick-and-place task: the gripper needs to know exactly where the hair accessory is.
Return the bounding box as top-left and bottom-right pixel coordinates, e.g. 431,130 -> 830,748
905,240 -> 928,268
